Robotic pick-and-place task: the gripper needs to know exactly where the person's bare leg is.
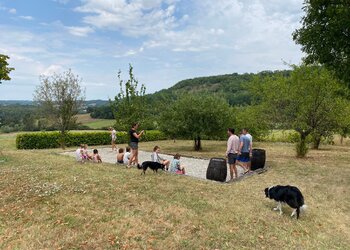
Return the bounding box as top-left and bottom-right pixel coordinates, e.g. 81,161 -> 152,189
128,149 -> 136,166
134,149 -> 139,165
236,160 -> 247,174
180,165 -> 185,174
165,160 -> 170,170
229,164 -> 234,180
243,162 -> 249,173
233,164 -> 238,178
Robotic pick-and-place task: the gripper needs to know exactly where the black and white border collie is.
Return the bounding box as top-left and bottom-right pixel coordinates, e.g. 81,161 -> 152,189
264,185 -> 307,219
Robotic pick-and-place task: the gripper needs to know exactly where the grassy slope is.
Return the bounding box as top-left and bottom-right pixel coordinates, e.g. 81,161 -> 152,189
0,134 -> 349,249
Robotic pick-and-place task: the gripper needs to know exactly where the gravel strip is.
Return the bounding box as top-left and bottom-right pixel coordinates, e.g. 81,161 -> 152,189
62,147 -> 247,182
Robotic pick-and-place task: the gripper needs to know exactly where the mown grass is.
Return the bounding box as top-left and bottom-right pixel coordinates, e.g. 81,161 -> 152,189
0,133 -> 349,249
76,114 -> 114,129
84,120 -> 115,129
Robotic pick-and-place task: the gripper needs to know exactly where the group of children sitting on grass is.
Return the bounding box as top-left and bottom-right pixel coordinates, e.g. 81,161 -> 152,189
116,146 -> 131,165
116,145 -> 185,174
75,144 -> 102,163
75,144 -> 185,175
152,146 -> 186,174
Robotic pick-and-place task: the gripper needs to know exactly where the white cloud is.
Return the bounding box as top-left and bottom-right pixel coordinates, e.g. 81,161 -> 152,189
0,5 -> 16,14
114,48 -> 143,58
66,26 -> 94,37
0,0 -> 305,99
72,0 -> 302,59
19,16 -> 34,20
42,64 -> 64,75
75,0 -> 179,37
8,8 -> 16,14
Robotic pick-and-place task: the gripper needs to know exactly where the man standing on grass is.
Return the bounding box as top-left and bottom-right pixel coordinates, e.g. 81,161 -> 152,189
245,128 -> 253,170
245,128 -> 252,146
226,128 -> 240,180
237,128 -> 252,173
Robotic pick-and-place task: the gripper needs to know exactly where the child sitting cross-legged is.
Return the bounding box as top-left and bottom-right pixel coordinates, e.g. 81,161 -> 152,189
123,146 -> 131,164
170,154 -> 186,175
92,149 -> 102,163
116,148 -> 124,164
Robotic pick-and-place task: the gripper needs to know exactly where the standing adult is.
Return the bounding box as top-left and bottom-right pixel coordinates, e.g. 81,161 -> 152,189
128,123 -> 144,168
245,128 -> 253,146
244,128 -> 253,170
237,128 -> 252,173
109,127 -> 117,151
226,128 -> 240,180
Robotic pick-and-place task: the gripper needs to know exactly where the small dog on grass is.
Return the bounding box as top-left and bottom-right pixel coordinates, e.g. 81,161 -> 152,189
264,185 -> 307,219
140,161 -> 165,175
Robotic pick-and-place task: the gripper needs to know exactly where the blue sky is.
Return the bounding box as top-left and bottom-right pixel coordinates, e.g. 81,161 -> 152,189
0,0 -> 304,100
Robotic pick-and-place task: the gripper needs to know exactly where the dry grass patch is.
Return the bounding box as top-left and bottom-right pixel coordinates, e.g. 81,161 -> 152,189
0,134 -> 349,249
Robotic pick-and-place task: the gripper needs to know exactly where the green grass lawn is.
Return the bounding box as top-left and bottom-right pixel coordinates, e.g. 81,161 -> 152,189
76,113 -> 115,129
83,119 -> 115,129
0,133 -> 349,249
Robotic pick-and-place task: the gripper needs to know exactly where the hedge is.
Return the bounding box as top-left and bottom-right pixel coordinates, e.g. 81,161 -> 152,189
16,130 -> 167,149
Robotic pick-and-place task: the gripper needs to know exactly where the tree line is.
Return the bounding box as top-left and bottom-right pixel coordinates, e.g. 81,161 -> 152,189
1,0 -> 349,155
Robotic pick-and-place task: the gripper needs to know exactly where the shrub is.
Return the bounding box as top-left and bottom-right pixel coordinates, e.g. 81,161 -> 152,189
1,125 -> 16,133
142,130 -> 167,141
260,130 -> 310,143
16,130 -> 167,149
296,139 -> 309,158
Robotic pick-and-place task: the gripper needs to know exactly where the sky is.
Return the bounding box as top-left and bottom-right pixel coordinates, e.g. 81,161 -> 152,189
0,0 -> 304,100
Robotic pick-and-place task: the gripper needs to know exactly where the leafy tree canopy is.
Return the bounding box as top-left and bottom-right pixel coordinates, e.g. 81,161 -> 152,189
293,0 -> 350,87
251,65 -> 348,156
111,64 -> 147,131
159,94 -> 234,150
33,69 -> 85,148
0,54 -> 15,83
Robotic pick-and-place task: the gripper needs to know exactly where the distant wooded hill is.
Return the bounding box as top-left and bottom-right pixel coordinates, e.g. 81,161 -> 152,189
0,100 -> 110,107
146,70 -> 291,106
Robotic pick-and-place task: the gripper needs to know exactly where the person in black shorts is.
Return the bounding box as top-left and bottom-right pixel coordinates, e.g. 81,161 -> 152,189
128,123 -> 144,167
226,128 -> 240,180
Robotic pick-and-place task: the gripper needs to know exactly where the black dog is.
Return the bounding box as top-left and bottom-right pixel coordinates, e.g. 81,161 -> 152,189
264,185 -> 307,219
140,161 -> 165,175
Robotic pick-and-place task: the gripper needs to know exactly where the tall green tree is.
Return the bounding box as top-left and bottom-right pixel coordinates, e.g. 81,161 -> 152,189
33,69 -> 85,148
252,65 -> 346,157
293,0 -> 350,87
160,94 -> 234,151
0,54 -> 14,84
111,64 -> 146,131
234,105 -> 269,140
